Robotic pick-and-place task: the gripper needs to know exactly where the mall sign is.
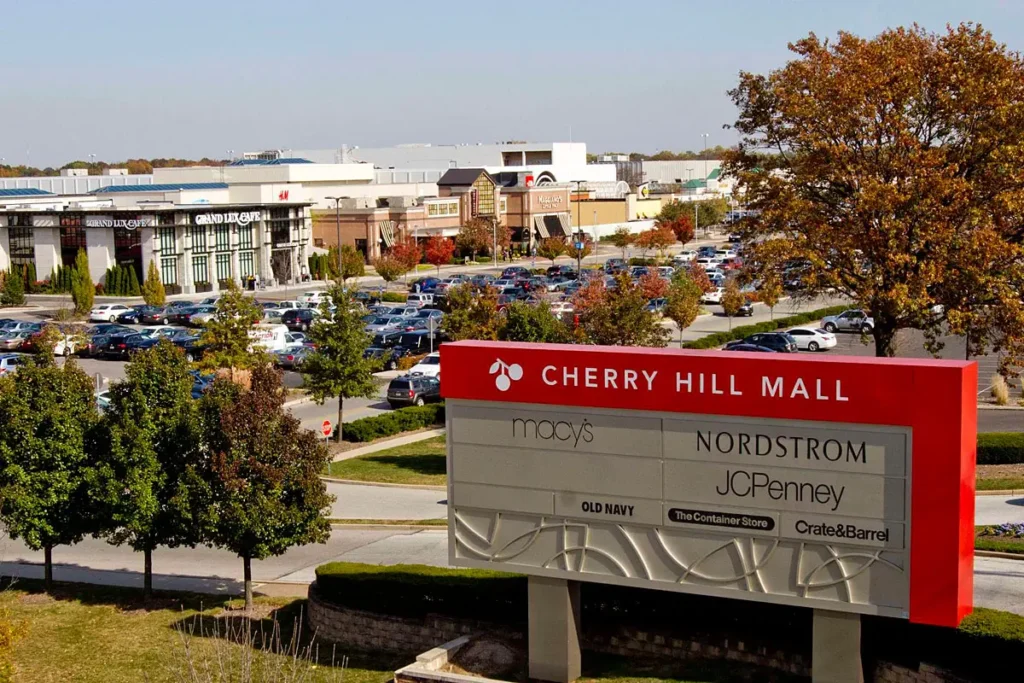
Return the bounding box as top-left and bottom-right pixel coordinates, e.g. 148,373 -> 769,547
441,341 -> 976,628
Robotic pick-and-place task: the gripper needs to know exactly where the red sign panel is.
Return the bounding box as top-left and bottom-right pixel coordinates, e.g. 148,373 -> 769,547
321,419 -> 333,437
440,340 -> 977,627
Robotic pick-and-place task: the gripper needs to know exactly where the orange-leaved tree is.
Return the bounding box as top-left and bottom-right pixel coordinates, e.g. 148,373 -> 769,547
424,235 -> 455,275
727,23 -> 1024,365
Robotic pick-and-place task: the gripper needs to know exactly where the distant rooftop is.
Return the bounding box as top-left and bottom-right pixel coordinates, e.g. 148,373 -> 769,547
0,188 -> 55,197
227,158 -> 313,167
90,183 -> 228,194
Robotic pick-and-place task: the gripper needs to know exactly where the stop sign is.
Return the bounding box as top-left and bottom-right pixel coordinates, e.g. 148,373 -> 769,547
321,420 -> 333,437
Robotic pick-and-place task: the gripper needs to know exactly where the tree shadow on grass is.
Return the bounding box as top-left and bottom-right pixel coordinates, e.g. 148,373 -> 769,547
169,598 -> 407,673
0,575 -> 240,614
364,453 -> 445,477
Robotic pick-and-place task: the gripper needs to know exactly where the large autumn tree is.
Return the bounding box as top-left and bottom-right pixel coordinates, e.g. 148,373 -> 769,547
727,24 -> 1024,364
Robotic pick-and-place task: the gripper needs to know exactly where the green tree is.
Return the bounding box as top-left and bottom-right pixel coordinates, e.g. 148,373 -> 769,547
341,245 -> 366,281
566,237 -> 593,262
499,302 -> 570,343
200,365 -> 334,609
720,278 -> 746,331
0,359 -> 100,589
665,271 -> 704,346
609,227 -> 634,259
537,237 -> 567,265
695,198 -> 728,229
142,259 -> 166,306
372,254 -> 406,285
127,266 -> 142,296
302,285 -> 381,442
572,274 -> 670,347
70,248 -> 94,316
198,280 -> 266,375
727,23 -> 1024,362
91,341 -> 207,598
442,284 -> 501,341
1,270 -> 25,307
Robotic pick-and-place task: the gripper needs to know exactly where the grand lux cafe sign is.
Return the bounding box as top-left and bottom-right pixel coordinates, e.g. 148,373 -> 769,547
440,341 -> 978,628
194,211 -> 261,226
85,217 -> 153,229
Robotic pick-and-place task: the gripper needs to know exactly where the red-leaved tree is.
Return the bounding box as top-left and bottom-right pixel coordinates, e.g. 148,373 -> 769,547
638,271 -> 669,300
389,237 -> 422,274
424,236 -> 456,275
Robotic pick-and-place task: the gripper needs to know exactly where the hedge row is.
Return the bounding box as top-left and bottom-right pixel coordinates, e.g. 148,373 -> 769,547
313,562 -> 1024,680
682,305 -> 850,349
978,432 -> 1024,465
381,292 -> 408,303
340,403 -> 444,442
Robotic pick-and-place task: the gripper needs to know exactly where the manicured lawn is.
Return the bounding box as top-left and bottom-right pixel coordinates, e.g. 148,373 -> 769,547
977,477 -> 1024,491
977,464 -> 1024,491
325,436 -> 446,486
0,581 -> 402,683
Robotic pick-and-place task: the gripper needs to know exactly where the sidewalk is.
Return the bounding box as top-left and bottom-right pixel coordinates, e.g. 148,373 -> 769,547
331,427 -> 445,462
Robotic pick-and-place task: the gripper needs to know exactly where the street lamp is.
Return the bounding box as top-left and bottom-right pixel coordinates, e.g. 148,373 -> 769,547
325,196 -> 343,282
572,180 -> 586,273
700,133 -> 709,183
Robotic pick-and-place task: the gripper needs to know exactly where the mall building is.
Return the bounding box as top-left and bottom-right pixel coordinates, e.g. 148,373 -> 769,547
0,184 -> 312,295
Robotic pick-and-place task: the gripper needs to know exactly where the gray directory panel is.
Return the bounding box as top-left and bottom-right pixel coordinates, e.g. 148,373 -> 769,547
448,401 -> 911,618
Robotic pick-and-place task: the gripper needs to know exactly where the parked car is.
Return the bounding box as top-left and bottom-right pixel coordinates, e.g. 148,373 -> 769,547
605,258 -> 627,274
410,277 -> 442,293
0,332 -> 32,351
139,306 -> 174,325
101,330 -> 144,359
726,332 -> 798,353
371,331 -> 401,348
364,316 -> 407,334
117,304 -> 152,324
501,266 -> 530,279
200,296 -> 220,306
387,374 -> 441,408
281,308 -> 317,332
646,298 -> 667,316
469,274 -> 496,290
296,291 -> 326,306
820,309 -> 874,334
392,331 -> 438,357
0,353 -> 26,375
351,291 -> 380,307
701,287 -> 724,304
283,332 -> 308,351
546,265 -> 578,279
186,305 -> 219,326
125,327 -> 184,354
673,250 -> 697,263
630,266 -> 650,278
723,344 -> 777,353
273,346 -> 313,370
406,293 -> 434,308
786,327 -> 837,352
697,246 -> 717,258
549,301 -> 575,318
95,390 -> 113,411
410,308 -> 444,324
364,345 -> 410,371
89,303 -> 133,323
249,324 -> 293,353
172,332 -> 207,362
408,351 -> 441,378
737,301 -> 755,317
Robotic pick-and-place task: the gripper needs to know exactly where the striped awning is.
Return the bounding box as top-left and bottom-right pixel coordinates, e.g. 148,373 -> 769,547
533,216 -> 550,239
379,220 -> 396,248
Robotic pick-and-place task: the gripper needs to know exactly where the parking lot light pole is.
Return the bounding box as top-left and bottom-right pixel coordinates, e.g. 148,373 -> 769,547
326,196 -> 342,285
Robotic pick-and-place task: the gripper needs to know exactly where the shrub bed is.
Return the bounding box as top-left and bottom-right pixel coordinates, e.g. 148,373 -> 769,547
340,403 -> 444,442
380,292 -> 407,303
313,562 -> 1024,681
977,433 -> 1024,465
682,305 -> 849,349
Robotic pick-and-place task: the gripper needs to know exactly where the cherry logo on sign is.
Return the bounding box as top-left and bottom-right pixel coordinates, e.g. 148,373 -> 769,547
489,358 -> 523,391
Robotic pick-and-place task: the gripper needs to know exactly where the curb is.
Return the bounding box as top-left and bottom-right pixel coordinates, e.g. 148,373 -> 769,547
330,428 -> 446,461
329,523 -> 444,531
319,476 -> 446,492
283,395 -> 313,408
977,404 -> 1024,411
975,550 -> 1024,561
976,489 -> 1024,496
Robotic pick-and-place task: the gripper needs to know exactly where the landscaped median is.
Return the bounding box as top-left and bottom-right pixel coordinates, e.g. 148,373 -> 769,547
309,562 -> 1024,682
325,435 -> 445,486
338,404 -> 445,443
682,304 -> 850,349
976,524 -> 1024,555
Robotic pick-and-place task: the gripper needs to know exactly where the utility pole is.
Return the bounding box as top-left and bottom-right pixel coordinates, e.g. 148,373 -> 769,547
326,196 -> 343,284
701,133 -> 709,183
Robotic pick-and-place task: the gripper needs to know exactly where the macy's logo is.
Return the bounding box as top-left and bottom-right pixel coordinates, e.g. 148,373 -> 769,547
489,358 -> 523,391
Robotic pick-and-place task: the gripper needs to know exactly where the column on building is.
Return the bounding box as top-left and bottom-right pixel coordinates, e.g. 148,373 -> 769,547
259,217 -> 273,286
31,216 -> 61,283
181,216 -> 195,294
141,225 -> 157,289
0,216 -> 10,272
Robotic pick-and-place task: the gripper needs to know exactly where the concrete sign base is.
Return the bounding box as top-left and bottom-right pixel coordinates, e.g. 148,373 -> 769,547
812,610 -> 863,683
528,577 -> 581,683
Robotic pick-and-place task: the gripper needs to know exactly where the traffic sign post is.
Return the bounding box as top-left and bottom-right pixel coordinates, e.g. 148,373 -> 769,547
321,420 -> 333,441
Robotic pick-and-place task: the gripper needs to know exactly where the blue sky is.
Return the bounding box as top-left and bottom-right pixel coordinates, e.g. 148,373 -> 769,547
3,0 -> 1024,166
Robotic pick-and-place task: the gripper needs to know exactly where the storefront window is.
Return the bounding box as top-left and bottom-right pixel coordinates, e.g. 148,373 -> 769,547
472,175 -> 496,215
8,216 -> 34,268
269,208 -> 291,246
239,251 -> 255,278
190,225 -> 207,252
158,213 -> 176,227
215,225 -> 231,252
215,253 -> 232,282
500,197 -> 507,214
237,225 -> 253,250
160,257 -> 178,286
114,225 -> 143,284
159,227 -> 176,254
59,215 -> 87,266
192,255 -> 209,284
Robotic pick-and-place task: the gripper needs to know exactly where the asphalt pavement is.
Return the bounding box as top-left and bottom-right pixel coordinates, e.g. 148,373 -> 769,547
325,481 -> 445,520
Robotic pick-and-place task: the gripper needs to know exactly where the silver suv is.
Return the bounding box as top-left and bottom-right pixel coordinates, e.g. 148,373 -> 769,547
821,309 -> 874,333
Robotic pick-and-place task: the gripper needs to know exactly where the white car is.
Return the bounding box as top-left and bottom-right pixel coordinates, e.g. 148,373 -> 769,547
673,250 -> 697,263
549,301 -> 575,317
283,332 -> 307,351
409,352 -> 441,378
696,258 -> 721,271
701,287 -> 724,305
89,304 -> 133,322
297,291 -> 326,306
786,326 -> 837,352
